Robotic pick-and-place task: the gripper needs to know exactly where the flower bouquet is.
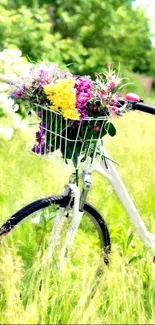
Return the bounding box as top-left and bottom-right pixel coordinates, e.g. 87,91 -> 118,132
9,63 -> 128,168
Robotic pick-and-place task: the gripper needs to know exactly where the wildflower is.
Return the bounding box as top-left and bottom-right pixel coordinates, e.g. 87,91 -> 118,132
44,77 -> 79,120
36,111 -> 42,118
100,90 -> 109,104
106,74 -> 117,89
8,62 -> 129,167
40,122 -> 46,135
109,81 -> 116,89
10,81 -> 27,99
32,121 -> 47,154
94,123 -> 101,132
36,131 -> 43,144
114,92 -> 122,100
32,142 -> 44,154
30,63 -> 59,86
74,76 -> 93,119
108,104 -> 118,115
32,142 -> 49,154
90,103 -> 98,112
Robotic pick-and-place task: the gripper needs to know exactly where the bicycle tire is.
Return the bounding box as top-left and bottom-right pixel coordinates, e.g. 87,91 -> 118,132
0,195 -> 111,264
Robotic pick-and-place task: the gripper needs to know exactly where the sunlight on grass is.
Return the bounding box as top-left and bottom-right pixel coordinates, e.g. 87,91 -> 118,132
0,108 -> 155,324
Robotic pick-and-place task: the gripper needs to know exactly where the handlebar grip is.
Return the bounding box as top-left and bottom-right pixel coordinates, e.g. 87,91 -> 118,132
133,102 -> 155,115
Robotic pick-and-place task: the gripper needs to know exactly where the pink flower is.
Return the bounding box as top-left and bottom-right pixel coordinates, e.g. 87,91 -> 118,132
109,81 -> 116,89
106,73 -> 117,89
114,92 -> 122,100
108,105 -> 118,116
100,91 -> 108,103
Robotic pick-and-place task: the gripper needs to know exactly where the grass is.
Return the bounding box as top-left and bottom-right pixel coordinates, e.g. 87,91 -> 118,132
0,99 -> 155,324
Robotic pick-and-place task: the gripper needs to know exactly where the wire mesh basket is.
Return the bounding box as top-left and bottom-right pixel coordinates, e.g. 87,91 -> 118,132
30,106 -> 110,168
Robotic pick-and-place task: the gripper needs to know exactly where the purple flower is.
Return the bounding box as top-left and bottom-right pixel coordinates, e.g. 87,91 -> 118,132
32,142 -> 49,154
89,103 -> 98,112
32,142 -> 45,154
11,83 -> 27,99
40,122 -> 46,135
36,131 -> 44,144
36,111 -> 43,118
32,121 -> 48,154
38,69 -> 51,86
94,124 -> 101,132
74,76 -> 93,119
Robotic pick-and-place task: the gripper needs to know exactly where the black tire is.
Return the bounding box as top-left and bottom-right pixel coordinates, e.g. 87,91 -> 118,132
0,195 -> 111,264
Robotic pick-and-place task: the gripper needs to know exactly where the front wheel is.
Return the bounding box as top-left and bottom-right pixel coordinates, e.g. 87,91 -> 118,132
0,196 -> 111,271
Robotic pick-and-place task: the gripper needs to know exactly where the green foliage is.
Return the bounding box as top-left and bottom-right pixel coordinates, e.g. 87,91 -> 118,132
2,0 -> 136,9
0,5 -> 63,64
51,1 -> 153,75
111,6 -> 153,73
0,1 -> 154,76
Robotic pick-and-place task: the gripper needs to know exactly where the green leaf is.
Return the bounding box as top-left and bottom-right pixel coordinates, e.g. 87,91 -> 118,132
126,232 -> 134,249
128,255 -> 142,264
105,122 -> 116,137
0,110 -> 5,118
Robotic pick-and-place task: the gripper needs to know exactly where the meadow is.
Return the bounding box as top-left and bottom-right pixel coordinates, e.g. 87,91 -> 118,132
0,96 -> 155,324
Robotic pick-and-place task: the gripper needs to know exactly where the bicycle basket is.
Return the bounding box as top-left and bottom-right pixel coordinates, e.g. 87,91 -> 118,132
31,107 -> 109,168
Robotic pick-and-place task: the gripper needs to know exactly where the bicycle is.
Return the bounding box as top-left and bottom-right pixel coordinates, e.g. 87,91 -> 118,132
0,92 -> 155,270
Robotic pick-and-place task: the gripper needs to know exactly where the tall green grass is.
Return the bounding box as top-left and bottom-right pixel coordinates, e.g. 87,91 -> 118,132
0,105 -> 155,324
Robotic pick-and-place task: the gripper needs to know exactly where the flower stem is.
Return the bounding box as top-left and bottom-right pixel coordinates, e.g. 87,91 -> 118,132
76,168 -> 79,187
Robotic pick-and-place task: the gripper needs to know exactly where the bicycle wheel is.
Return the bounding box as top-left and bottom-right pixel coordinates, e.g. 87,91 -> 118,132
0,195 -> 111,270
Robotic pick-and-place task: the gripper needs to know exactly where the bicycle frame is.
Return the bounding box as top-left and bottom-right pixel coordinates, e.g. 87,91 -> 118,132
61,146 -> 155,258
93,149 -> 155,252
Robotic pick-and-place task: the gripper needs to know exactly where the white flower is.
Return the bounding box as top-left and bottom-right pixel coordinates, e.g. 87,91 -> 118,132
0,95 -> 15,114
0,125 -> 14,140
12,114 -> 21,128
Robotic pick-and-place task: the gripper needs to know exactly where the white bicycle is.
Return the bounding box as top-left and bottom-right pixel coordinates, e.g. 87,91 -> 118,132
0,97 -> 155,269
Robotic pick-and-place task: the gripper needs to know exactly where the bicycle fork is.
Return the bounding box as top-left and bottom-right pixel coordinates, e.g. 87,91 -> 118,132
47,168 -> 92,262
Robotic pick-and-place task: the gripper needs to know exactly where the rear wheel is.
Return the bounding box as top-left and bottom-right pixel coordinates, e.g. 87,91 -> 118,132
0,196 -> 111,271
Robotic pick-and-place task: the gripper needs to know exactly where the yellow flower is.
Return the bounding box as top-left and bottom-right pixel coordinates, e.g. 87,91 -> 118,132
44,78 -> 79,120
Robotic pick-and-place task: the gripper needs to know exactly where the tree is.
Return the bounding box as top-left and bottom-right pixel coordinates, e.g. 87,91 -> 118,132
0,6 -> 63,64
49,0 -> 153,75
0,0 -> 154,76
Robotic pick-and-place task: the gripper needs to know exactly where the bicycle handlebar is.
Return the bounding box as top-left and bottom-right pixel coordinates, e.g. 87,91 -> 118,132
119,98 -> 155,115
132,102 -> 155,115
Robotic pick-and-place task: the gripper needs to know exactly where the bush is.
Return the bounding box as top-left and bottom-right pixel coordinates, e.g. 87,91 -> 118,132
0,5 -> 63,64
